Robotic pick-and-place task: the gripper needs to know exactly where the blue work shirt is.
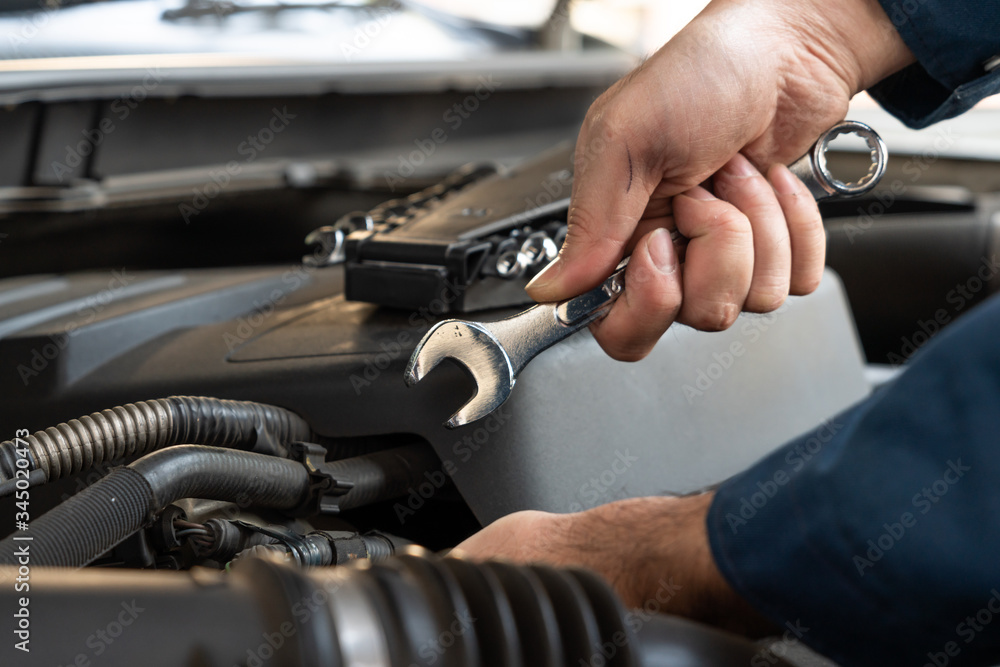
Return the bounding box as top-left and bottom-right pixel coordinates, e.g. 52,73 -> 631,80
869,0 -> 1000,127
709,288 -> 1000,666
708,7 -> 1000,665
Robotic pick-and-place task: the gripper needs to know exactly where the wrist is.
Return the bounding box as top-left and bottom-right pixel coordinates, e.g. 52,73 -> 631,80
566,494 -> 777,636
780,0 -> 916,93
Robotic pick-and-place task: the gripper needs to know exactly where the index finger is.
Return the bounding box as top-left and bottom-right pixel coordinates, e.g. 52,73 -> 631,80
525,102 -> 653,303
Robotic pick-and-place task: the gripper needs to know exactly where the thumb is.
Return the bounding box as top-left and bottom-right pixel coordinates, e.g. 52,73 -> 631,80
590,227 -> 683,361
526,133 -> 650,303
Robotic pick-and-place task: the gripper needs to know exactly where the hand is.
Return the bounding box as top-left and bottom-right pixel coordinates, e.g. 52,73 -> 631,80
525,0 -> 914,361
454,494 -> 776,636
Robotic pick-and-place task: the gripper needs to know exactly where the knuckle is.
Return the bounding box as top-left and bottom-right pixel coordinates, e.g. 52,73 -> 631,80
703,205 -> 752,239
562,210 -> 605,253
790,272 -> 823,296
715,170 -> 766,202
687,299 -> 741,332
582,98 -> 627,143
600,337 -> 652,363
624,267 -> 681,321
791,212 -> 825,241
593,315 -> 658,363
745,287 -> 788,313
648,285 -> 683,321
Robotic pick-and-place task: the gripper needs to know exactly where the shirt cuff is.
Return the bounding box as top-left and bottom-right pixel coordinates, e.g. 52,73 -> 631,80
869,65 -> 1000,129
870,0 -> 1000,128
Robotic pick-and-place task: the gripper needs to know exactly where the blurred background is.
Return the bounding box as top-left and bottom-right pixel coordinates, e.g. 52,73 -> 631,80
0,0 -> 998,369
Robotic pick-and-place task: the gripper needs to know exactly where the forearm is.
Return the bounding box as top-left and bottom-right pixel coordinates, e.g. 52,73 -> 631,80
553,494 -> 777,636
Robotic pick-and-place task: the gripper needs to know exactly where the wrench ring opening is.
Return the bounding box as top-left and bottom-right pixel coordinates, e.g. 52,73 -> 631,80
813,120 -> 888,197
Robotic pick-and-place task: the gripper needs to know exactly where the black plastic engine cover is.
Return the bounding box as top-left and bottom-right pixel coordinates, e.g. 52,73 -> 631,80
344,145 -> 575,313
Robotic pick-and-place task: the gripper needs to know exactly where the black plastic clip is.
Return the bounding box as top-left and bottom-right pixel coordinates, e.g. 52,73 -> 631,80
287,441 -> 354,516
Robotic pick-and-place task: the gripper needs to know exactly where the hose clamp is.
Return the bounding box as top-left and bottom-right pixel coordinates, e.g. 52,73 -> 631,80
287,442 -> 354,516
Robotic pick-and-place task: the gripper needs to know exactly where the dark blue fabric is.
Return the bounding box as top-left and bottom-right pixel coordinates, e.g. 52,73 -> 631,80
870,0 -> 1000,128
708,293 -> 1000,667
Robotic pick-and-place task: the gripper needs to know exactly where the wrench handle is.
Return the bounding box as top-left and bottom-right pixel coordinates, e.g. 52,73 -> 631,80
553,120 -> 887,326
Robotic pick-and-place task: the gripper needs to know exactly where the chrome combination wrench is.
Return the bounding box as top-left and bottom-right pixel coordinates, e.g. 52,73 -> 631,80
405,121 -> 887,428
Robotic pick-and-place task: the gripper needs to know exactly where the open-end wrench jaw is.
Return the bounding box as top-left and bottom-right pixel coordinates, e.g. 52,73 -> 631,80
404,295 -> 615,428
404,321 -> 516,428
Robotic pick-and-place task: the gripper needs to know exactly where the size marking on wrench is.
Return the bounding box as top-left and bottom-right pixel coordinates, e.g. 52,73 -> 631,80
405,121 -> 887,428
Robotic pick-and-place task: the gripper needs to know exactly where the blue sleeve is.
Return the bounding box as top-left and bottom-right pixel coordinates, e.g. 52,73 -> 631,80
869,1 -> 1000,128
707,292 -> 1000,667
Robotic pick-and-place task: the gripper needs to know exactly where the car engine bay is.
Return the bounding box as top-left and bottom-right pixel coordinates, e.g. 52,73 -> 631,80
1,15 -> 1000,664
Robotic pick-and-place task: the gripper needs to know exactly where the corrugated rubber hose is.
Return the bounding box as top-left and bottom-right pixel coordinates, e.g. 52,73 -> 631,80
0,442 -> 442,568
0,445 -> 311,568
0,396 -> 312,493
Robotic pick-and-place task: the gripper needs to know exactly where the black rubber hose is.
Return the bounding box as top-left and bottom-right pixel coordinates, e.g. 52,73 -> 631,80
0,395 -> 312,490
636,615 -> 796,667
0,551 -> 797,666
0,446 -> 310,568
321,443 -> 443,511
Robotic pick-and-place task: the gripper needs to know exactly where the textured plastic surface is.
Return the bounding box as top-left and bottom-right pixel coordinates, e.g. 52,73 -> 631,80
430,270 -> 871,522
0,260 -> 868,525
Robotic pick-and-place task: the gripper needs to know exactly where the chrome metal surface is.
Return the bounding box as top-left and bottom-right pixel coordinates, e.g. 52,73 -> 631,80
555,259 -> 628,326
495,249 -> 528,280
304,211 -> 375,267
520,231 -> 559,266
405,121 -> 887,428
304,226 -> 345,268
788,120 -> 887,200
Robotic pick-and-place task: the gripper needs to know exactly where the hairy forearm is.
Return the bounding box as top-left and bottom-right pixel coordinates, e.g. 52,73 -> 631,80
554,494 -> 777,635
457,495 -> 779,634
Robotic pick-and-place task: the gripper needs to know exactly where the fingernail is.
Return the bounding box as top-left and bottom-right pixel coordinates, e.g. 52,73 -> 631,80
525,257 -> 562,293
729,154 -> 758,178
647,228 -> 676,274
683,185 -> 716,201
770,164 -> 801,196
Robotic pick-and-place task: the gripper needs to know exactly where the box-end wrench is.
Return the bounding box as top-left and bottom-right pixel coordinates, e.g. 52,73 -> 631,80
404,121 -> 887,428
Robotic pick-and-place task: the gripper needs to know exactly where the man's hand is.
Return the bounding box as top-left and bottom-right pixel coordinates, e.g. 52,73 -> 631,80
525,0 -> 914,361
454,494 -> 775,636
